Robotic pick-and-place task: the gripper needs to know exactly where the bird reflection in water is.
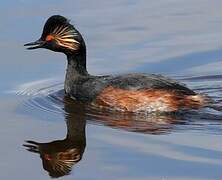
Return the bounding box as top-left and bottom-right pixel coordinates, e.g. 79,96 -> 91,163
23,93 -> 188,178
23,97 -> 86,178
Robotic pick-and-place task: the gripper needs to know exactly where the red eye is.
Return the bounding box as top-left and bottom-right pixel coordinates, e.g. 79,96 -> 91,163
44,154 -> 52,161
46,35 -> 54,41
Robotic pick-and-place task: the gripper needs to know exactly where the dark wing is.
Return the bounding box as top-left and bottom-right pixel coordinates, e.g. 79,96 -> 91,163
72,73 -> 196,102
108,73 -> 196,95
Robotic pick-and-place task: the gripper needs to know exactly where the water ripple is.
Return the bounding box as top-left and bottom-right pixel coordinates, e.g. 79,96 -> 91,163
16,75 -> 222,135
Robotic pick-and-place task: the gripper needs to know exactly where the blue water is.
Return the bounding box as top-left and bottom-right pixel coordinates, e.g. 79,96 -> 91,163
1,0 -> 222,179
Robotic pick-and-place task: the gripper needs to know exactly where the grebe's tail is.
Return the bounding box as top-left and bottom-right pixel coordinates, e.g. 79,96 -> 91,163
188,94 -> 222,111
184,94 -> 211,109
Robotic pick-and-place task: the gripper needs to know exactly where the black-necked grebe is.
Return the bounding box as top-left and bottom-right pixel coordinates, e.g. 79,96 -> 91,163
24,15 -> 205,113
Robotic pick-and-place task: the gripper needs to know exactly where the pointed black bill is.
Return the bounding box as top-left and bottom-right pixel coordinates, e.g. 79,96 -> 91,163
24,39 -> 45,50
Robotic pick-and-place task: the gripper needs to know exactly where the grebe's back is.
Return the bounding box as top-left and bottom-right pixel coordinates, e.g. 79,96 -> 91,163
67,73 -> 204,112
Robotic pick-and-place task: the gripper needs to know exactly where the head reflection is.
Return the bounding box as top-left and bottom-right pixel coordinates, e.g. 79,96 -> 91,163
23,97 -> 86,178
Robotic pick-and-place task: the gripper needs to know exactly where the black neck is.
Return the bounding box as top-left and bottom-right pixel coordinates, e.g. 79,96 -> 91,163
66,50 -> 88,76
65,48 -> 89,93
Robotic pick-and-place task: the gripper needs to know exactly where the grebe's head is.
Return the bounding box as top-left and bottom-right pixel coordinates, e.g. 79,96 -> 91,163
24,15 -> 85,55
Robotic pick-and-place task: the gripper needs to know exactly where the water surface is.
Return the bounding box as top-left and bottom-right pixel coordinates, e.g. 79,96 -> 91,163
1,0 -> 222,179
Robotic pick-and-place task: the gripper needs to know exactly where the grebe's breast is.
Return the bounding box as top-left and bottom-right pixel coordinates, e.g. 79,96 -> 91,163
70,74 -> 204,113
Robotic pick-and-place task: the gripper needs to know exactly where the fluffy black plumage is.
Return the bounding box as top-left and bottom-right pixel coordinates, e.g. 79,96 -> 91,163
67,73 -> 196,102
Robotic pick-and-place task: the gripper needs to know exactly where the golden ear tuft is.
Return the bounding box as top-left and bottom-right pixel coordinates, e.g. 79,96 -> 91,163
49,25 -> 80,51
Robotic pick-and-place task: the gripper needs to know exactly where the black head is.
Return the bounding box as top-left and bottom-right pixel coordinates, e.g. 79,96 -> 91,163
24,15 -> 85,55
